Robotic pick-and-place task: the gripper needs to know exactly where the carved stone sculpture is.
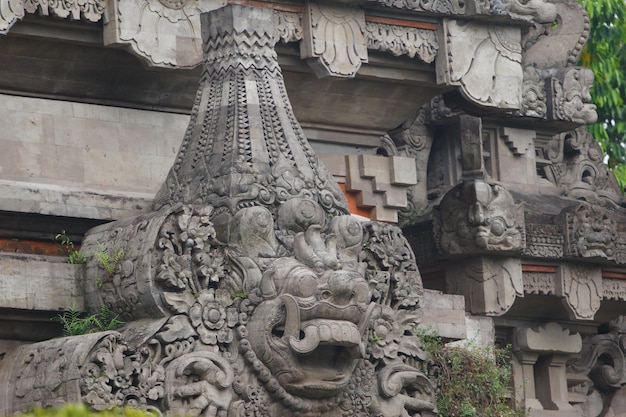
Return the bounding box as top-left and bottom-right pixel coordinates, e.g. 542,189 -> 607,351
0,5 -> 436,417
434,180 -> 525,256
545,127 -> 625,208
548,67 -> 598,125
564,203 -> 617,261
556,263 -> 602,320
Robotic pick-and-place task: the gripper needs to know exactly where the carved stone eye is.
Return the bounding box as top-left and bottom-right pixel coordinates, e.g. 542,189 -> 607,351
294,274 -> 317,298
490,217 -> 506,237
320,289 -> 333,300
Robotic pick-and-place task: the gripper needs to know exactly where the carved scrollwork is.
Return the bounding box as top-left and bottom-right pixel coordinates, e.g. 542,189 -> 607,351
24,0 -> 105,21
548,67 -> 598,125
0,0 -> 24,34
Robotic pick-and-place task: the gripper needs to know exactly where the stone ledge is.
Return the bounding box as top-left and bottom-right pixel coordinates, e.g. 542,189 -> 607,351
418,289 -> 467,340
0,180 -> 153,221
0,253 -> 84,311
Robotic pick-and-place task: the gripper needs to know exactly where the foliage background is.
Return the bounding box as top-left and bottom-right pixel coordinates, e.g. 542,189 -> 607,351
579,0 -> 626,186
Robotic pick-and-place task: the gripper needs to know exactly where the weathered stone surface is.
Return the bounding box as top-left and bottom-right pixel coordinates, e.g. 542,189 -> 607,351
0,253 -> 84,311
517,322 -> 582,353
0,0 -> 23,34
556,263 -> 602,320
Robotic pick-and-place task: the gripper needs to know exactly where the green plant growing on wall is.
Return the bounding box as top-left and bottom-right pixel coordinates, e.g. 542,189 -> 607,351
419,332 -> 527,417
94,242 -> 126,276
55,230 -> 87,265
54,305 -> 124,336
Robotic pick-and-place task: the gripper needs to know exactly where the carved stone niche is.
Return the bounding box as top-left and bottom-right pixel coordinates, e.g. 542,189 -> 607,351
569,316 -> 626,417
512,323 -> 582,415
445,256 -> 523,316
433,180 -> 526,256
0,6 -> 437,417
437,19 -> 523,110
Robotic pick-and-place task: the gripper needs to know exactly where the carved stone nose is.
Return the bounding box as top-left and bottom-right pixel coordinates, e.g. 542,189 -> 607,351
326,272 -> 356,305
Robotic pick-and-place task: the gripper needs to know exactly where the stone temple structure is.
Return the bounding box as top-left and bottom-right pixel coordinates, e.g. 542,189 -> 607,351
0,0 -> 625,416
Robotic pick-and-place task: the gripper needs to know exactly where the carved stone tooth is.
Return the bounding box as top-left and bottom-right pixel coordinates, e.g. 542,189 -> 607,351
290,325 -> 321,354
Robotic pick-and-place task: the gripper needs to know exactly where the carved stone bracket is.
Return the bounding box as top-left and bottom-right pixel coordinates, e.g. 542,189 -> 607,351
556,263 -> 602,320
300,2 -> 368,78
434,180 -> 525,256
445,256 -> 523,316
437,19 -> 523,110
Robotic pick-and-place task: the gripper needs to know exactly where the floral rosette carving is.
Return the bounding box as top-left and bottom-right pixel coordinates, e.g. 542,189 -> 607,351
155,205 -> 224,294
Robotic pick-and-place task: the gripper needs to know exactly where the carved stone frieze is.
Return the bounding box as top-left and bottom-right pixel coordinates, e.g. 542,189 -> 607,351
563,204 -> 618,261
545,127 -> 625,209
1,6 -> 436,417
301,2 -> 368,78
366,22 -> 438,63
446,257 -> 523,316
434,180 -> 525,256
25,0 -> 104,21
548,67 -> 598,125
437,20 -> 523,110
366,0 -> 465,15
0,0 -> 24,34
489,0 -> 557,23
603,279 -> 626,301
523,272 -> 555,295
556,263 -> 602,320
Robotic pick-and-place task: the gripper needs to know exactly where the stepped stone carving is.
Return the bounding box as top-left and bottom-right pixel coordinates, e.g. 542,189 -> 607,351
301,2 -> 368,78
437,20 -> 523,110
1,5 -> 436,417
545,127 -> 625,208
345,154 -> 418,223
434,180 -> 525,256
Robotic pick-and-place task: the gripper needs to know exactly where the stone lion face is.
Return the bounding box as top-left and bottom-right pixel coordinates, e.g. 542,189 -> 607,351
247,259 -> 373,398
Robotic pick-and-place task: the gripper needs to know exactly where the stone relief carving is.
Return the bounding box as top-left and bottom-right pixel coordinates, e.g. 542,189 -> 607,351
556,263 -> 602,320
523,223 -> 564,258
446,257 -> 523,315
301,2 -> 368,78
274,11 -> 303,44
569,316 -> 626,415
25,0 -> 104,21
103,0 -> 222,69
545,127 -> 625,208
366,22 -> 438,63
366,0 -> 465,16
522,0 -> 589,69
519,66 -> 547,118
603,279 -> 626,301
1,6 -> 436,417
548,67 -> 598,125
437,20 -> 523,110
0,0 -> 24,34
563,204 -> 618,261
434,180 -> 525,256
523,273 -> 555,295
